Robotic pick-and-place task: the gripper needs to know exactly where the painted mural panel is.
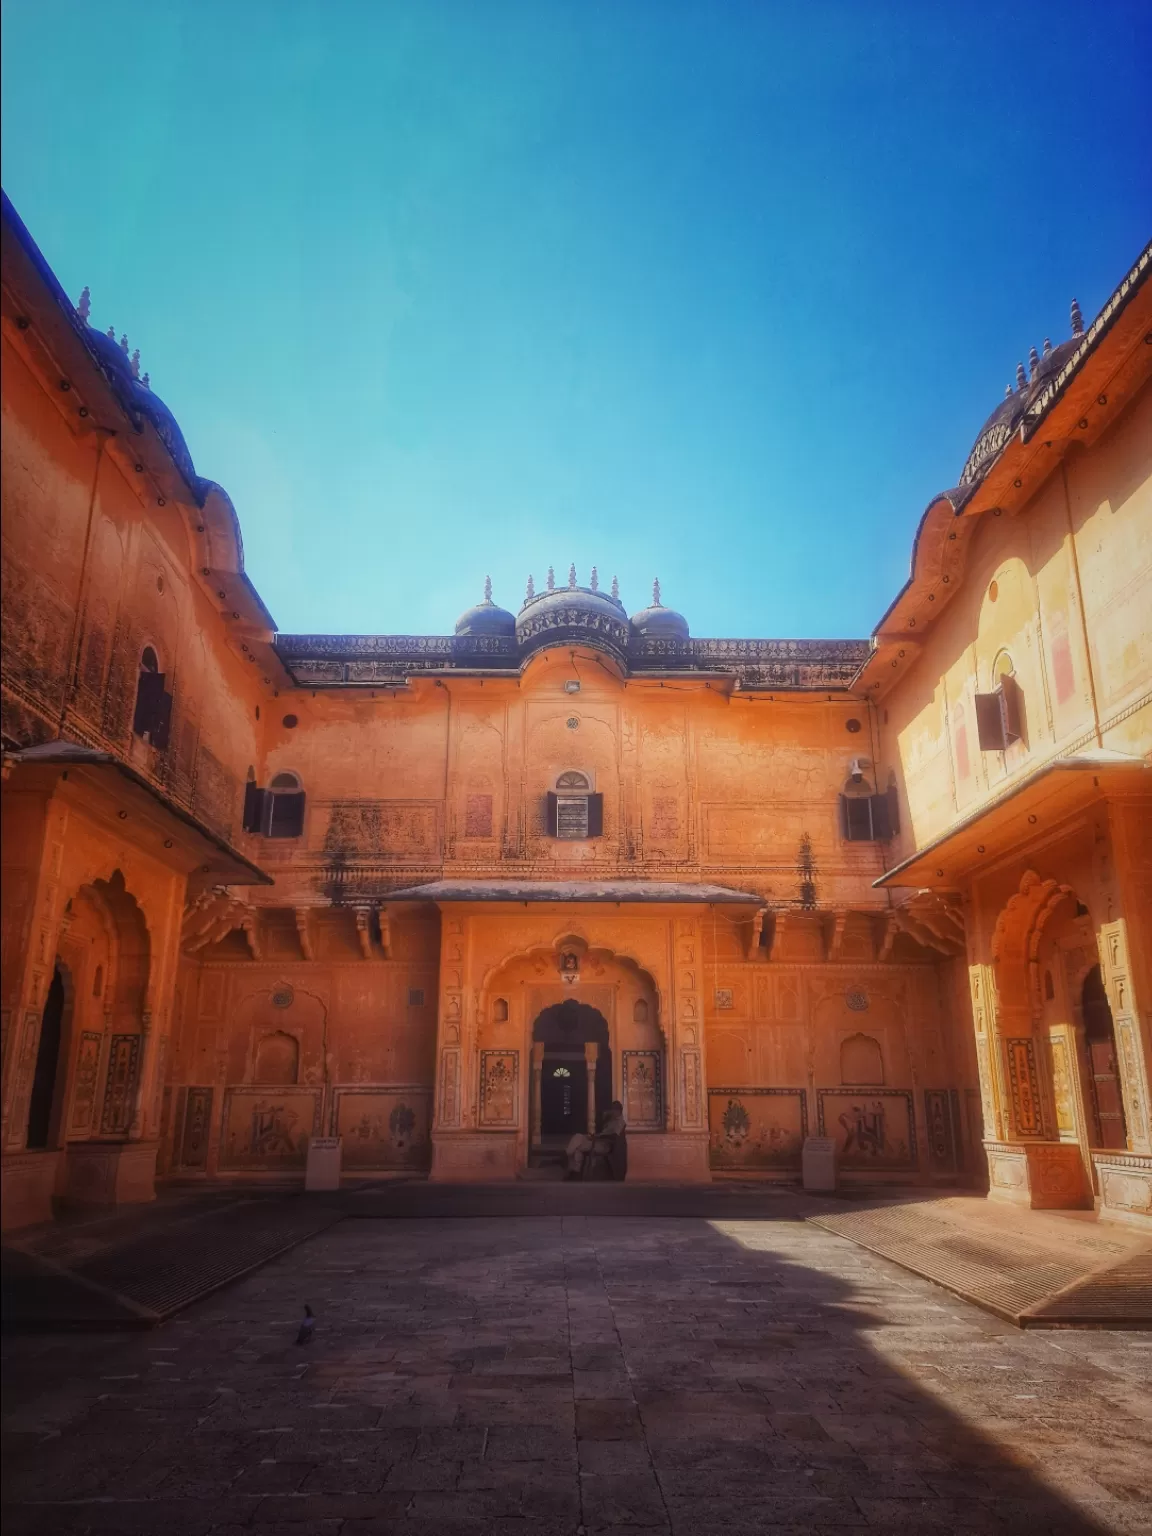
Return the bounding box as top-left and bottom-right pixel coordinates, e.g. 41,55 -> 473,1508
818,1089 -> 917,1171
622,1051 -> 662,1130
219,1087 -> 320,1170
708,1088 -> 807,1169
479,1051 -> 519,1127
101,1034 -> 141,1135
178,1087 -> 213,1170
68,1031 -> 103,1135
332,1088 -> 432,1169
1006,1037 -> 1042,1136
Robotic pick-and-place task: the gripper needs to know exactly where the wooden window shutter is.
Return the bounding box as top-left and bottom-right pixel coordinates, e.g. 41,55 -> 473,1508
999,673 -> 1022,744
132,670 -> 167,738
545,791 -> 559,837
885,782 -> 901,837
974,691 -> 1008,751
587,793 -> 604,837
868,792 -> 892,840
150,686 -> 173,751
268,791 -> 306,838
242,782 -> 267,833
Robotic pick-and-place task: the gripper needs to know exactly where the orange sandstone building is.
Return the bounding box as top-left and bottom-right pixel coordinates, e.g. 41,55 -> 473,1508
2,194 -> 1149,1231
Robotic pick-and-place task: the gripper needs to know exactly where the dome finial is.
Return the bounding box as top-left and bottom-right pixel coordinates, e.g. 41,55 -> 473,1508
1070,297 -> 1084,336
547,566 -> 555,592
130,349 -> 141,380
652,577 -> 662,606
568,562 -> 578,590
141,372 -> 151,390
611,575 -> 619,601
1028,346 -> 1040,379
526,573 -> 535,601
590,566 -> 599,592
1005,384 -> 1013,399
1015,362 -> 1027,391
106,324 -> 115,340
119,333 -> 129,355
77,286 -> 91,323
1043,337 -> 1052,356
483,575 -> 493,603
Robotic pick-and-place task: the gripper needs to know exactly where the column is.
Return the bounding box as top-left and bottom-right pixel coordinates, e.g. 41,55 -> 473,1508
584,1041 -> 599,1134
530,1042 -> 545,1148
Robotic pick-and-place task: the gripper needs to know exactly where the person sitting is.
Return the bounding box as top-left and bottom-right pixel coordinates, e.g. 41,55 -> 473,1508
566,1101 -> 627,1181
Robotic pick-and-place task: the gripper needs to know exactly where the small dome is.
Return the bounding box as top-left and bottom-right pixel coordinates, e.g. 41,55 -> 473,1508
456,579 -> 515,637
630,580 -> 689,640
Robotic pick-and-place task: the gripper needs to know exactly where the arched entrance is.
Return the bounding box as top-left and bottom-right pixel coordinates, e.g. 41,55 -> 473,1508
531,999 -> 612,1154
26,961 -> 69,1149
1083,965 -> 1127,1150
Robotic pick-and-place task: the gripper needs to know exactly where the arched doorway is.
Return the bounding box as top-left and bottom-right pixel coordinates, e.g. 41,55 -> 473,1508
1083,965 -> 1127,1150
532,1000 -> 612,1150
27,961 -> 69,1149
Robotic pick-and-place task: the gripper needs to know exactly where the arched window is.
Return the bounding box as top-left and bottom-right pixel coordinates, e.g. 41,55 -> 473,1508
546,771 -> 603,840
243,771 -> 307,838
132,645 -> 172,748
975,652 -> 1024,751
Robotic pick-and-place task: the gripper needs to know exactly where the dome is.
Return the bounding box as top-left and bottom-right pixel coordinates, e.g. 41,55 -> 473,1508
455,579 -> 515,637
82,325 -> 136,387
516,568 -> 632,662
630,580 -> 689,641
960,303 -> 1087,488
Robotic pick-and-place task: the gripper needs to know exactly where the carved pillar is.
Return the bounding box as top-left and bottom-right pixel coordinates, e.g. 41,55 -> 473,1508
530,1042 -> 545,1148
585,1041 -> 599,1134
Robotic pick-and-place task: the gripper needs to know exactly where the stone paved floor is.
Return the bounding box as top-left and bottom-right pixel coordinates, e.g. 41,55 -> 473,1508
3,1214 -> 1151,1535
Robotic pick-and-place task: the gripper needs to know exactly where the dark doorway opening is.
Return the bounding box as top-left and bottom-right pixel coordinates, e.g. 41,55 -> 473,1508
1083,965 -> 1127,1150
532,999 -> 612,1153
27,962 -> 66,1149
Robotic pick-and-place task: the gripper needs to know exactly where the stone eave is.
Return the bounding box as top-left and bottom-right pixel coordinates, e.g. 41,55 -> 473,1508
383,879 -> 764,904
4,740 -> 273,886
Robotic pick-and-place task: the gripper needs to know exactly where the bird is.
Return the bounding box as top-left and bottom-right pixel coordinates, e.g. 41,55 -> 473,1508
295,1304 -> 315,1345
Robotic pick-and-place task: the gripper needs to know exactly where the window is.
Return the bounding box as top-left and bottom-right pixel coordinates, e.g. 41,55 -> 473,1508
840,790 -> 899,842
243,772 -> 306,838
546,771 -> 603,840
132,646 -> 172,749
974,670 -> 1023,751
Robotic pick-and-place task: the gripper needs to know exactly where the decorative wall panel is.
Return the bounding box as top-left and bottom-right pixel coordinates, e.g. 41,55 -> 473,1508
219,1087 -> 321,1170
68,1031 -> 103,1136
331,1086 -> 432,1169
1006,1037 -> 1042,1136
708,1087 -> 807,1170
178,1087 -> 213,1170
100,1034 -> 141,1135
622,1051 -> 663,1130
818,1088 -> 917,1170
479,1051 -> 519,1127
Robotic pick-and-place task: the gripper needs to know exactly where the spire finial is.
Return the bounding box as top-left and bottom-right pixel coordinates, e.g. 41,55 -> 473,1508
611,575 -> 619,601
525,574 -> 535,601
590,566 -> 599,592
130,349 -> 141,380
106,324 -> 116,340
547,566 -> 555,592
77,286 -> 91,323
119,333 -> 129,355
141,372 -> 151,390
1028,346 -> 1040,379
1015,362 -> 1027,391
483,575 -> 493,603
1070,297 -> 1084,336
1042,337 -> 1052,356
568,562 -> 577,589
652,577 -> 662,606
1005,384 -> 1013,399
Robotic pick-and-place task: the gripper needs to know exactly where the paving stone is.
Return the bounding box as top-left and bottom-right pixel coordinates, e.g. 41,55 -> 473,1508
4,1211 -> 1150,1536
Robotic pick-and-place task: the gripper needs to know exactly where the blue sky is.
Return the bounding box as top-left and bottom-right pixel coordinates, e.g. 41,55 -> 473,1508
3,2 -> 1149,640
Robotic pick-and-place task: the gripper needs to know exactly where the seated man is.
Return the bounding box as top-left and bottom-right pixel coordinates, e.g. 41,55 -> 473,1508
566,1101 -> 627,1181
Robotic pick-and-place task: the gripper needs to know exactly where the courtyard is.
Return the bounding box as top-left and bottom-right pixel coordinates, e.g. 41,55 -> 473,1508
3,1208 -> 1150,1536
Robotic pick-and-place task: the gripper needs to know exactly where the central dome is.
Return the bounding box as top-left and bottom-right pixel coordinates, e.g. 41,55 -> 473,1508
516,566 -> 631,663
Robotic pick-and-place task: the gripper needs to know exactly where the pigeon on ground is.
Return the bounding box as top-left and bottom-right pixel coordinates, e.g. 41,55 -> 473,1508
295,1304 -> 315,1345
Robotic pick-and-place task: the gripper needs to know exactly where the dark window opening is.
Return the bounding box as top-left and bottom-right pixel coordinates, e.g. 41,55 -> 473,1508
975,673 -> 1023,751
840,791 -> 898,842
244,773 -> 306,838
132,647 -> 172,749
